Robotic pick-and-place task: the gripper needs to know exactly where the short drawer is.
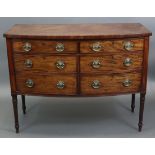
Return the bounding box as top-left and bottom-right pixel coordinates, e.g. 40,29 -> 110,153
13,40 -> 78,53
80,73 -> 142,95
80,39 -> 144,53
16,73 -> 77,95
80,53 -> 143,73
14,55 -> 77,73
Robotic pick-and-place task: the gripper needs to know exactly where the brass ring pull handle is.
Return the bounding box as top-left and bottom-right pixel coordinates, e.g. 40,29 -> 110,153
23,42 -> 32,52
122,79 -> 132,87
91,42 -> 102,52
123,58 -> 132,67
56,60 -> 65,69
91,60 -> 101,69
56,43 -> 64,52
24,59 -> 33,68
91,80 -> 101,89
57,81 -> 65,89
124,41 -> 134,51
26,79 -> 34,88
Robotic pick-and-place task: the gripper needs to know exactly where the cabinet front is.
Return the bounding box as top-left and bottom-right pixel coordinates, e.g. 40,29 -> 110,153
13,38 -> 144,96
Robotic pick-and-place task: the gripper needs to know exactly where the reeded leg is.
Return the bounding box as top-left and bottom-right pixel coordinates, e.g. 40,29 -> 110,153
21,95 -> 26,114
131,94 -> 135,112
138,93 -> 146,132
12,95 -> 19,133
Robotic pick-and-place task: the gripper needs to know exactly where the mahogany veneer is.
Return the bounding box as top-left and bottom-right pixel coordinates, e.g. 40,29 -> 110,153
4,23 -> 152,133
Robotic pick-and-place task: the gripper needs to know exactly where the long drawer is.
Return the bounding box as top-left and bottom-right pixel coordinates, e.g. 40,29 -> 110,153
80,73 -> 142,95
16,73 -> 77,95
80,39 -> 144,53
13,40 -> 78,53
80,53 -> 143,73
14,55 -> 77,73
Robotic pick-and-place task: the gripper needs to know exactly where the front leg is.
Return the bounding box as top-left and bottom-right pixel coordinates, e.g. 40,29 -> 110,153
12,95 -> 19,133
138,93 -> 146,132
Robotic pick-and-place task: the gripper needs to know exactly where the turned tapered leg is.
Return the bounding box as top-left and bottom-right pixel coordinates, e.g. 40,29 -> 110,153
138,93 -> 146,132
131,94 -> 135,112
21,95 -> 26,114
11,95 -> 19,133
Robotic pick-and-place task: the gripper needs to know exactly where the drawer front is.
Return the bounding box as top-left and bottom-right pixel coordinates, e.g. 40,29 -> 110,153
80,39 -> 144,53
14,55 -> 77,73
13,40 -> 78,53
80,53 -> 143,73
80,73 -> 142,95
16,73 -> 77,95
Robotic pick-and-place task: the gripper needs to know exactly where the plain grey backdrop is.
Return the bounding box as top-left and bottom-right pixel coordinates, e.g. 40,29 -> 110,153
0,17 -> 154,138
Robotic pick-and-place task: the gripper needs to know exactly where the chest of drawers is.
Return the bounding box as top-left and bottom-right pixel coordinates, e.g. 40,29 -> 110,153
4,23 -> 152,133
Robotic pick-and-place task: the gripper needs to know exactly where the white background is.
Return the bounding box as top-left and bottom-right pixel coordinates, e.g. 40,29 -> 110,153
0,0 -> 155,154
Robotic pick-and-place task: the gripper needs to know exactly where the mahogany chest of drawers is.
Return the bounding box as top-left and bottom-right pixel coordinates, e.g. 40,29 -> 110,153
4,23 -> 152,133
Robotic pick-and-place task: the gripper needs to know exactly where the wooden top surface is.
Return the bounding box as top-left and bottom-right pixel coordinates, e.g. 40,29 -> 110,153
4,23 -> 152,39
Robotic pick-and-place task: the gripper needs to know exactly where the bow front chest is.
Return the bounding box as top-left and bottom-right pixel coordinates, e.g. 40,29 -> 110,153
4,23 -> 152,133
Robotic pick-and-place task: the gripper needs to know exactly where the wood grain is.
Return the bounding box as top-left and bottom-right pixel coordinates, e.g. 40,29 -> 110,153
80,39 -> 144,53
13,40 -> 78,53
4,24 -> 152,39
16,73 -> 77,95
6,39 -> 17,94
14,54 -> 77,73
80,53 -> 143,73
80,73 -> 142,95
141,37 -> 149,92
